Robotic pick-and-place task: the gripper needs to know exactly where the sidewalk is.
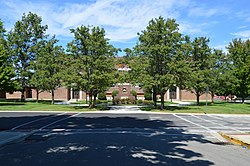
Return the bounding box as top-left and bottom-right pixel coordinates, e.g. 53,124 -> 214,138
220,132 -> 250,148
0,131 -> 33,147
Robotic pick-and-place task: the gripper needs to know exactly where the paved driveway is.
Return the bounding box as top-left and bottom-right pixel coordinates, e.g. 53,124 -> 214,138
0,107 -> 250,165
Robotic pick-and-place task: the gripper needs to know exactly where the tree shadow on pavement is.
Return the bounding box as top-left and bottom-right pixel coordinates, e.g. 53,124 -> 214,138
0,115 -> 216,165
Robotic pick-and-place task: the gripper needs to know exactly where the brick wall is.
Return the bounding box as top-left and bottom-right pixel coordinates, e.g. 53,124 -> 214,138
180,90 -> 212,101
34,87 -> 70,101
6,91 -> 21,99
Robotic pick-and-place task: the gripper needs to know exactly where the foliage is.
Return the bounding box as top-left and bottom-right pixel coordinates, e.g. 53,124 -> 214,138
97,92 -> 107,100
187,37 -> 211,105
30,36 -> 64,104
0,20 -> 16,92
208,49 -> 236,103
136,16 -> 189,109
144,91 -> 152,100
112,90 -> 119,97
7,12 -> 48,101
0,44 -> 16,92
227,39 -> 250,103
66,25 -> 119,108
130,90 -> 137,100
112,98 -> 136,105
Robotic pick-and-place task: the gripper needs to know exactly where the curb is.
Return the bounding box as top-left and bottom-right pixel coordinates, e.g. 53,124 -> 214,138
0,131 -> 34,147
219,132 -> 250,148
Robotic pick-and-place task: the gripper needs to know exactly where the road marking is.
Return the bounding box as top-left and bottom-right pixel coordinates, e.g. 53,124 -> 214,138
207,114 -> 224,120
173,114 -> 230,142
39,112 -> 82,130
191,115 -> 242,133
173,114 -> 213,131
11,112 -> 67,130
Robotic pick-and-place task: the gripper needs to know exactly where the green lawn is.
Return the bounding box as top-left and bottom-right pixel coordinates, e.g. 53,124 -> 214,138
141,101 -> 250,114
0,100 -> 250,114
0,101 -> 94,111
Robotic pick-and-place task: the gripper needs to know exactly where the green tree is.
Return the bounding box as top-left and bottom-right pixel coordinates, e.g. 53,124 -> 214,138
130,90 -> 137,100
227,39 -> 250,103
112,90 -> 119,104
187,37 -> 211,105
208,49 -> 236,103
30,36 -> 64,104
7,12 -> 48,101
136,17 -> 187,109
0,44 -> 16,93
0,20 -> 16,93
66,26 -> 119,108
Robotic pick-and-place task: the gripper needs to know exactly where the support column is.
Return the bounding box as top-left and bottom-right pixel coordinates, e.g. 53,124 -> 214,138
80,90 -> 82,100
176,87 -> 180,100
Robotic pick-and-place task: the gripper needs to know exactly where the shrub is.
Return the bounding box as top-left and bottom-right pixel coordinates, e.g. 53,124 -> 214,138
98,92 -> 107,100
137,99 -> 143,104
143,100 -> 154,105
96,99 -> 109,104
112,90 -> 119,98
130,90 -> 137,100
144,91 -> 152,100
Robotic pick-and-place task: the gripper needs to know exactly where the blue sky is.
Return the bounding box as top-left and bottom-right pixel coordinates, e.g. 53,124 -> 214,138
0,0 -> 250,55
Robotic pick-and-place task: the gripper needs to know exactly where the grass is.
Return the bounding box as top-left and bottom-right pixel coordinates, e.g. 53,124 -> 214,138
0,100 -> 250,114
140,101 -> 250,114
0,100 -> 95,112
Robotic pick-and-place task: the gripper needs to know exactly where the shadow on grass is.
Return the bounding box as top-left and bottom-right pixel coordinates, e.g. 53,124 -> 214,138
0,102 -> 25,106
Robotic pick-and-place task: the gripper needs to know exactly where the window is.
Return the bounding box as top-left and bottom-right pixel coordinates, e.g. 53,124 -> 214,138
122,88 -> 127,93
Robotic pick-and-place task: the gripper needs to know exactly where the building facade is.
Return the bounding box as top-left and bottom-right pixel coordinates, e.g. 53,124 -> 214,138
2,85 -> 211,102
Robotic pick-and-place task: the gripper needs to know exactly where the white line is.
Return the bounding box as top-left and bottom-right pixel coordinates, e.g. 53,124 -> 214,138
11,112 -> 67,130
191,115 -> 242,133
173,114 -> 228,142
207,114 -> 224,120
173,114 -> 213,132
39,112 -> 82,130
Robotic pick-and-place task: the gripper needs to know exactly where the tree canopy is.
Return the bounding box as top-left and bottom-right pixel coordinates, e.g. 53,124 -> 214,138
7,12 -> 48,101
66,25 -> 119,107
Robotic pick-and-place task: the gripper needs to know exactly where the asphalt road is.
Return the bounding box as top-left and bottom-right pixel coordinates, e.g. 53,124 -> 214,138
0,107 -> 250,165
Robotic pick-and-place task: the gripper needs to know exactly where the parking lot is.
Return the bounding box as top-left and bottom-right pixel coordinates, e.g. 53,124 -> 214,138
1,107 -> 250,165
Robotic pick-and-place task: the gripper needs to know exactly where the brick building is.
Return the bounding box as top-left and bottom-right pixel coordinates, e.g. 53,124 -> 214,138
1,63 -> 211,102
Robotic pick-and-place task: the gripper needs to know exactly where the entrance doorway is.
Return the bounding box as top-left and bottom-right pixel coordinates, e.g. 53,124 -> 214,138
170,86 -> 177,100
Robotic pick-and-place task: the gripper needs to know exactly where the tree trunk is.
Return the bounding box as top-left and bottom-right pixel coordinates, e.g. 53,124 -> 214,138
242,97 -> 245,104
21,88 -> 25,102
89,92 -> 93,108
86,92 -> 88,104
153,90 -> 157,108
196,94 -> 200,106
36,88 -> 39,103
93,93 -> 97,107
51,90 -> 55,104
160,91 -> 165,110
211,91 -> 214,104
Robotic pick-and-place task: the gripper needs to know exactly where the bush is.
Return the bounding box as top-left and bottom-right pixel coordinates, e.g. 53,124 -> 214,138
98,92 -> 107,100
144,91 -> 152,100
96,99 -> 109,104
112,98 -> 136,105
143,100 -> 154,105
137,99 -> 143,104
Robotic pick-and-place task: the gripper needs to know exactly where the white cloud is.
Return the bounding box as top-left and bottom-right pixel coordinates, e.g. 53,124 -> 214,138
231,30 -> 250,38
188,6 -> 229,18
213,44 -> 228,53
0,0 -> 193,42
236,11 -> 250,22
188,7 -> 218,17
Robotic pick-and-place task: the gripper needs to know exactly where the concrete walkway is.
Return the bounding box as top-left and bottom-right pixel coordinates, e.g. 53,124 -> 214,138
220,132 -> 250,148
